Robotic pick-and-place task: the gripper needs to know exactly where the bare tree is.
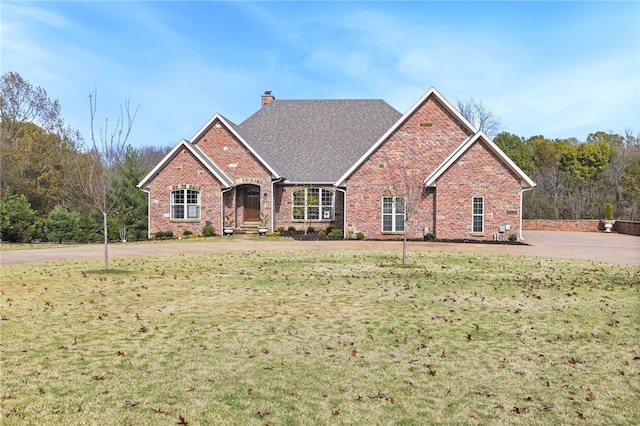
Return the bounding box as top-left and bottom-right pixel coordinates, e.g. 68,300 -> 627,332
384,150 -> 427,264
76,89 -> 138,271
456,97 -> 502,138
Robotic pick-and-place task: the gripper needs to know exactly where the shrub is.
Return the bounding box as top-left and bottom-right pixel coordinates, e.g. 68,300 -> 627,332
317,230 -> 326,237
307,226 -> 315,234
155,230 -> 173,240
325,226 -> 334,235
508,233 -> 518,242
328,229 -> 343,239
355,232 -> 365,240
265,231 -> 281,237
604,203 -> 614,220
76,213 -> 102,244
45,205 -> 79,243
202,225 -> 216,237
287,226 -> 296,232
0,192 -> 39,243
277,226 -> 286,234
183,229 -> 193,236
424,232 -> 436,241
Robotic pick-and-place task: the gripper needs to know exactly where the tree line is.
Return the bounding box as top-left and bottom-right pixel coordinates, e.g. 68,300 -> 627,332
1,72 -> 638,245
493,131 -> 639,221
0,72 -> 170,244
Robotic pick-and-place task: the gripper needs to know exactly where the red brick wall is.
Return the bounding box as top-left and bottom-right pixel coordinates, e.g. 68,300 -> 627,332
147,120 -> 276,236
614,221 -> 640,236
436,141 -> 522,240
273,185 -> 344,233
523,219 -> 640,235
523,220 -> 600,232
147,147 -> 223,236
194,120 -> 272,184
194,120 -> 274,227
345,95 -> 474,240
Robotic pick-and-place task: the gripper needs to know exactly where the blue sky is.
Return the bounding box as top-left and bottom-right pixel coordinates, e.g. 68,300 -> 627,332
2,1 -> 639,149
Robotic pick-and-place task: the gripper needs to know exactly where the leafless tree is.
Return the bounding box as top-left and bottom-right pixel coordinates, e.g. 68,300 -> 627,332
76,88 -> 138,271
384,147 -> 427,264
456,97 -> 502,138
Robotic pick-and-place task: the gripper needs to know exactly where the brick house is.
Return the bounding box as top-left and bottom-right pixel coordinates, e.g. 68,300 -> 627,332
138,87 -> 535,240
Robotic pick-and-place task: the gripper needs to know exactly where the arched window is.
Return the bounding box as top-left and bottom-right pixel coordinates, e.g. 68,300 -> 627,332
171,189 -> 200,219
292,188 -> 334,221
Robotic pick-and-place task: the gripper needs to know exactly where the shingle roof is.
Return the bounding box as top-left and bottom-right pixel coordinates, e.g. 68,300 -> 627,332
237,100 -> 402,183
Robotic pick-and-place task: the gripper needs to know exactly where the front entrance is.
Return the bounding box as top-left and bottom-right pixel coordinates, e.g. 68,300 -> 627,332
243,186 -> 261,222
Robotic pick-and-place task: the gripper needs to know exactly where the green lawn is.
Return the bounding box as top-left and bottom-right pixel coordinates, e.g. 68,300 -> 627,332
1,250 -> 638,425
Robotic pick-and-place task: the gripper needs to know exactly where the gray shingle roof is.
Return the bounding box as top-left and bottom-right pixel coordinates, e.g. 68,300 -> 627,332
237,99 -> 402,183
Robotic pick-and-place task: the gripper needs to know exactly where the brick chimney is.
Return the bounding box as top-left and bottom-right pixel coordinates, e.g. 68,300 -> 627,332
261,91 -> 275,107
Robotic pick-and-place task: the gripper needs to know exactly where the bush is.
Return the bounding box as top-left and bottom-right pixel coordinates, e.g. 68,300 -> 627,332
75,213 -> 102,244
0,192 -> 39,243
424,232 -> 436,241
265,231 -> 281,237
328,229 -> 343,239
277,226 -> 286,234
287,226 -> 296,232
508,233 -> 518,242
183,229 -> 193,236
317,230 -> 326,237
44,205 -> 79,243
355,232 -> 365,240
604,203 -> 614,220
155,230 -> 174,240
307,226 -> 315,234
325,226 -> 334,235
202,225 -> 216,237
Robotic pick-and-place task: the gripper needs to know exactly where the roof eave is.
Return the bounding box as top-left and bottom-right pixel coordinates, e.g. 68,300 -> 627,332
192,113 -> 282,179
423,131 -> 536,189
137,139 -> 234,189
336,87 -> 477,186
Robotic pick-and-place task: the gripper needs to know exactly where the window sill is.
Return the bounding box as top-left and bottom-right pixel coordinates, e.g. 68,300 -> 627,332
292,219 -> 334,223
381,231 -> 406,234
471,233 -> 484,237
170,219 -> 201,223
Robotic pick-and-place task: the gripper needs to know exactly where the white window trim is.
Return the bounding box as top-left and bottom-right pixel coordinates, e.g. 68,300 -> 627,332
171,189 -> 201,220
472,196 -> 484,234
292,188 -> 335,221
382,196 -> 406,233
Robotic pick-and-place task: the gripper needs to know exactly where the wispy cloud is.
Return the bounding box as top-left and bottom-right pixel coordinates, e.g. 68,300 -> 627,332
1,1 -> 638,146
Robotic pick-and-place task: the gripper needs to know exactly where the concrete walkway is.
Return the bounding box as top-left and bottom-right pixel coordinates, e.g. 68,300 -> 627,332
0,231 -> 638,266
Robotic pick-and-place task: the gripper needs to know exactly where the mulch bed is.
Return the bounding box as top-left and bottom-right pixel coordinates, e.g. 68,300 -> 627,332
283,231 -> 528,245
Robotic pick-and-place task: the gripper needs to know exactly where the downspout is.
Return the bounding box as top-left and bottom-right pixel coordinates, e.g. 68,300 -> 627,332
271,177 -> 285,232
335,187 -> 347,239
520,186 -> 535,240
139,188 -> 150,239
221,186 -> 233,232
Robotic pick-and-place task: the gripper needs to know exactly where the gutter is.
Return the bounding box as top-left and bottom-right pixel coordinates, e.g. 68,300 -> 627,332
335,187 -> 347,239
139,188 -> 151,239
270,177 -> 285,232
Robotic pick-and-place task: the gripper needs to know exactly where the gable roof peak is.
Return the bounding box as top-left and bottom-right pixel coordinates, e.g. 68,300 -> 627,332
335,86 -> 476,185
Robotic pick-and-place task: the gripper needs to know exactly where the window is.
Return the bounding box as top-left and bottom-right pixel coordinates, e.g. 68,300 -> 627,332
472,197 -> 484,233
382,196 -> 405,232
171,189 -> 200,219
292,188 -> 334,221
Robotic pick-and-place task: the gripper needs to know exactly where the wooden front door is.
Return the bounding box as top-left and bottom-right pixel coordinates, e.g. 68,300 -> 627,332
243,186 -> 261,222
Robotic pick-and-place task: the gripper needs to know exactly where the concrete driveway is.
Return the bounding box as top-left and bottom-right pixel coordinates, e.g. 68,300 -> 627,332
1,231 -> 638,266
